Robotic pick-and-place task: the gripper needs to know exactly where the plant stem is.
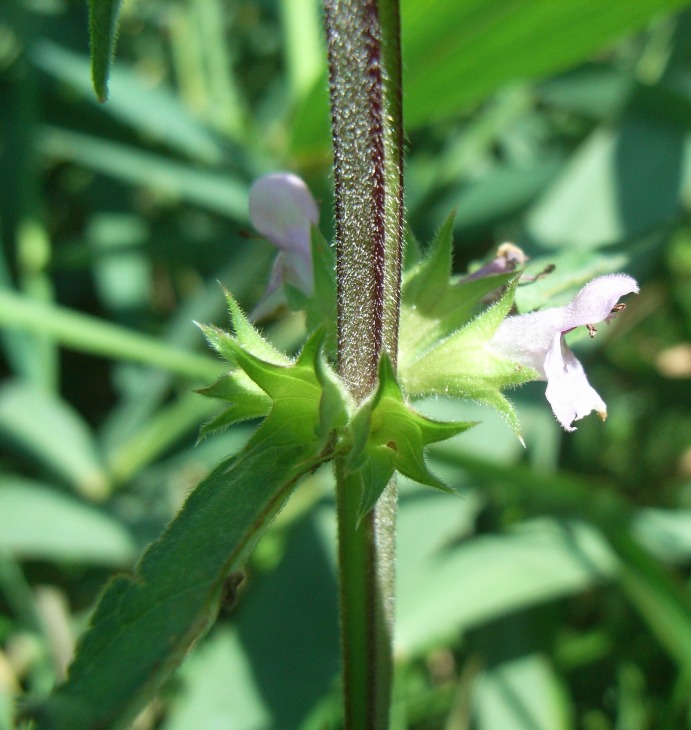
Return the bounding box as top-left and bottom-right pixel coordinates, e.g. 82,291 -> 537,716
324,0 -> 404,725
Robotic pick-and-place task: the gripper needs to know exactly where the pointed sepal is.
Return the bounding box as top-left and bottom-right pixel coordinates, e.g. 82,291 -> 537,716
400,212 -> 516,367
197,294 -> 347,445
400,279 -> 536,439
229,335 -> 318,409
196,291 -> 289,371
196,375 -> 272,441
223,289 -> 291,365
348,354 -> 475,522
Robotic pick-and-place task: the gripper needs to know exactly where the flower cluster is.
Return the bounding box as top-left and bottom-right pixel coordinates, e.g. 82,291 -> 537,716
248,172 -> 639,434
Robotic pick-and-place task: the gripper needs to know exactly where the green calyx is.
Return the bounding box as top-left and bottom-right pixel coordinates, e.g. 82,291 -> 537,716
345,354 -> 475,522
197,289 -> 350,451
398,213 -> 538,437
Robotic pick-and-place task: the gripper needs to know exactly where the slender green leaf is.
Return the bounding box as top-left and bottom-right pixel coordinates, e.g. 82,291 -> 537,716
610,530 -> 691,677
88,0 -> 123,102
425,450 -> 691,676
33,296 -> 341,727
0,289 -> 222,382
397,497 -> 617,654
279,0 -> 323,101
37,127 -> 249,221
105,394 -> 222,484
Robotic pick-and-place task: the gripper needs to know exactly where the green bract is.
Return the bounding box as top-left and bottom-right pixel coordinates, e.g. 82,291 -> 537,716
399,213 -> 538,437
345,354 -> 474,521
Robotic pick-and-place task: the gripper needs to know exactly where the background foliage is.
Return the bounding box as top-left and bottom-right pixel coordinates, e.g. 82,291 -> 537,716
1,0 -> 691,728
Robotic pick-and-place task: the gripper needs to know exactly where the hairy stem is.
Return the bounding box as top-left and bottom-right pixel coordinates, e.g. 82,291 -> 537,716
324,0 -> 404,725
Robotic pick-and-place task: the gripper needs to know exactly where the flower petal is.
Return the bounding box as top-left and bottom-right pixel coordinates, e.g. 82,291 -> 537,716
490,308 -> 566,377
249,173 -> 319,255
250,255 -> 290,321
562,274 -> 639,331
544,335 -> 607,431
490,273 -> 637,432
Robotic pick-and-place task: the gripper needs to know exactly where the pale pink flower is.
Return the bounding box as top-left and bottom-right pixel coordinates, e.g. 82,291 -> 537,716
249,173 -> 319,318
490,274 -> 639,431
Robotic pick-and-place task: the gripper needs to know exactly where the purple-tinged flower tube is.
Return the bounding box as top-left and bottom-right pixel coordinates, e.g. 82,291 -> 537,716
248,173 -> 319,319
490,274 -> 639,431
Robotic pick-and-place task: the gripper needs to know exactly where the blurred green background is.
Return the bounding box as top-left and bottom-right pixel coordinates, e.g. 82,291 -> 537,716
1,0 -> 690,728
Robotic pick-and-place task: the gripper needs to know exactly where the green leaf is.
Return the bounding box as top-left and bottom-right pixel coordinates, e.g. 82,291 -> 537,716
527,85 -> 691,249
32,40 -> 227,163
0,478 -> 135,565
162,508 -> 341,730
306,227 -> 337,353
400,213 -> 516,367
88,0 -> 123,102
0,381 -> 109,500
419,449 -> 691,677
349,355 -> 474,519
35,395 -> 330,729
37,128 -> 249,221
609,530 -> 691,678
397,502 -> 617,655
401,0 -> 690,128
474,653 -> 570,730
0,289 -> 223,382
34,301 -> 344,727
432,153 -> 564,235
633,509 -> 691,563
